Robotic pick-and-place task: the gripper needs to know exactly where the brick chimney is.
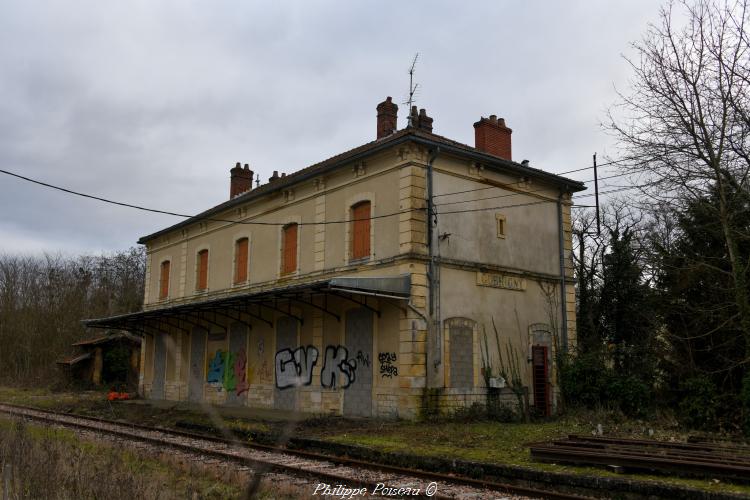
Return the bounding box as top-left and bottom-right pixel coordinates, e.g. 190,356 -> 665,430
474,115 -> 512,160
408,106 -> 433,133
230,162 -> 253,198
376,96 -> 398,139
417,108 -> 433,133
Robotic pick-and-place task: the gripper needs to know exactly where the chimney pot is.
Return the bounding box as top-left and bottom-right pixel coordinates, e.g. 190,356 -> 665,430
411,107 -> 433,133
230,162 -> 254,198
376,96 -> 398,139
474,115 -> 513,160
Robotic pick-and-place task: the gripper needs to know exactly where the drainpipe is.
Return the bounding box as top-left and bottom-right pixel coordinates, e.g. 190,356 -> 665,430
557,190 -> 569,352
426,147 -> 441,380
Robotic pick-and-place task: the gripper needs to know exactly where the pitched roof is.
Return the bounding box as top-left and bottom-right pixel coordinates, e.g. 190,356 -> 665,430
72,332 -> 141,346
138,127 -> 586,244
56,352 -> 92,365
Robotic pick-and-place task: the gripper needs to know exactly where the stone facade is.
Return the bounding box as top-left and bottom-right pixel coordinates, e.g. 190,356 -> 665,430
109,98 -> 584,419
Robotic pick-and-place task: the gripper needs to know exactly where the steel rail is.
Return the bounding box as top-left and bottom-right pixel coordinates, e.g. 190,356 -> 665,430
0,402 -> 589,500
530,437 -> 750,483
548,439 -> 750,465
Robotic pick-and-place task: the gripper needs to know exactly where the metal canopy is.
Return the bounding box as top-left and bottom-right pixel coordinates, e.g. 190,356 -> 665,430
82,274 -> 410,334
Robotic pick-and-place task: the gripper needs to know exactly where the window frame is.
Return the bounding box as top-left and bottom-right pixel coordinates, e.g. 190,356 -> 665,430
350,200 -> 372,261
196,248 -> 209,291
495,213 -> 507,239
234,237 -> 250,285
158,260 -> 171,300
281,222 -> 299,276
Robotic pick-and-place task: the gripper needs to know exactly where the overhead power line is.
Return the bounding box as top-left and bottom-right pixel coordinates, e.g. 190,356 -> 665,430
433,169 -> 648,207
0,163 -> 645,230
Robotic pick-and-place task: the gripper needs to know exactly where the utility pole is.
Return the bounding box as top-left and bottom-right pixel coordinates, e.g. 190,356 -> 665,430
593,153 -> 601,237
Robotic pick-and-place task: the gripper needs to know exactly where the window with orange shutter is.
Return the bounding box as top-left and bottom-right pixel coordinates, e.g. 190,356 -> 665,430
282,224 -> 298,275
159,261 -> 170,299
197,249 -> 208,290
235,238 -> 249,284
351,201 -> 371,260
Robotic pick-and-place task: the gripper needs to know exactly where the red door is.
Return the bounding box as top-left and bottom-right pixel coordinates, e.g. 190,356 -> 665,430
532,345 -> 550,416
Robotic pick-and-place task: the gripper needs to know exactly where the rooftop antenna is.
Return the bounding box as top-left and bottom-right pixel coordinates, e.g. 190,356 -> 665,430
405,53 -> 419,127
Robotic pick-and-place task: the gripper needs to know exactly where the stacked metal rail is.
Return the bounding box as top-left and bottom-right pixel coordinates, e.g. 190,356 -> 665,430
530,435 -> 750,482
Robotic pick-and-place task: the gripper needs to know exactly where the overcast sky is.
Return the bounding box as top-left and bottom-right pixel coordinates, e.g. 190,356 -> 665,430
0,1 -> 662,255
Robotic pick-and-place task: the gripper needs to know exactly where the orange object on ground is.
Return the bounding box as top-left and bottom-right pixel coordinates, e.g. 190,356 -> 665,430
107,391 -> 131,401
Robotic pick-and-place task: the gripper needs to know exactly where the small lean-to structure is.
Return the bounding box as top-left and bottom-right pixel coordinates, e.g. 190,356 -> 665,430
57,332 -> 141,389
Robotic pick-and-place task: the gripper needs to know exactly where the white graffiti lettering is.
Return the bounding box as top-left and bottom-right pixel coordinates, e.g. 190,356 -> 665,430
321,345 -> 357,389
274,345 -> 319,389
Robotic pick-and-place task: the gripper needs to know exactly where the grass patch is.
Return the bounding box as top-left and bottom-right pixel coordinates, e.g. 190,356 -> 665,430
3,387 -> 748,497
316,412 -> 750,497
0,416 -> 300,499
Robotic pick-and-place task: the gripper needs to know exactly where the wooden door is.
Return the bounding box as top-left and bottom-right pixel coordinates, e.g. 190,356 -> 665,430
532,345 -> 550,416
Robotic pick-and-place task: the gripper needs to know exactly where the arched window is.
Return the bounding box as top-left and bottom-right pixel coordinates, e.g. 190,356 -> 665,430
281,223 -> 298,275
196,249 -> 209,290
351,201 -> 371,260
234,238 -> 249,284
159,260 -> 171,299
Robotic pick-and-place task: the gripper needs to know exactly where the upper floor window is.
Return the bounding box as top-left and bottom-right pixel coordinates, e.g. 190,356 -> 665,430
351,201 -> 371,260
495,213 -> 506,239
196,249 -> 209,291
234,238 -> 249,284
159,260 -> 171,299
281,223 -> 298,275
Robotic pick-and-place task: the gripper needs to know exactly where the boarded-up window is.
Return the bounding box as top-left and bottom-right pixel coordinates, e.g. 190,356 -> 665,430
450,325 -> 473,388
159,261 -> 170,299
282,223 -> 297,275
351,201 -> 371,260
197,249 -> 208,290
234,238 -> 249,284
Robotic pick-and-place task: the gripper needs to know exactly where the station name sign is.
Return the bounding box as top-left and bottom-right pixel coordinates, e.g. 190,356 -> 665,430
476,271 -> 526,291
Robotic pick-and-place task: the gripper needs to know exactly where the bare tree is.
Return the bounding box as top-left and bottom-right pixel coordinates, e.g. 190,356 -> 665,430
607,0 -> 750,357
0,248 -> 145,385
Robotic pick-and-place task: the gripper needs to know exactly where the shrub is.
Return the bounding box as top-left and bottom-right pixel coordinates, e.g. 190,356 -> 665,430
560,353 -> 611,408
607,374 -> 652,418
677,375 -> 718,430
741,371 -> 750,436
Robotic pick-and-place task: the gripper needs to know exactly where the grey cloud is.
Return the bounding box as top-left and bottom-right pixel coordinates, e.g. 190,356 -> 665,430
0,0 -> 660,255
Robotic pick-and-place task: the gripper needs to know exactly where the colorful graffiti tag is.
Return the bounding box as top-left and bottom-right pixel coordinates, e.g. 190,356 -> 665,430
206,349 -> 249,396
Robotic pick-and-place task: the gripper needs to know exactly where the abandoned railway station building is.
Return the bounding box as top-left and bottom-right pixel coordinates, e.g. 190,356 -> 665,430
85,98 -> 583,419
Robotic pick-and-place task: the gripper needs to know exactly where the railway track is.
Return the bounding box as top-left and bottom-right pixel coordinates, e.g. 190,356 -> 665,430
530,434 -> 750,483
0,402 -> 588,500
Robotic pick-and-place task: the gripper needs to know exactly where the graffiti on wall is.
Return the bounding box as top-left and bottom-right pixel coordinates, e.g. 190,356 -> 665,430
274,345 -> 319,389
234,348 -> 249,395
207,350 -> 225,384
356,350 -> 370,368
206,348 -> 250,396
321,345 -> 357,389
378,352 -> 398,378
